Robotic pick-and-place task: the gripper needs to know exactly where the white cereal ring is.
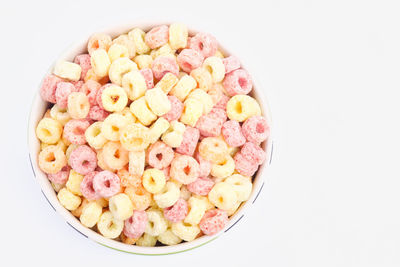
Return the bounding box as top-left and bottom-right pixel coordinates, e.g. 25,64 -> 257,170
97,211 -> 124,239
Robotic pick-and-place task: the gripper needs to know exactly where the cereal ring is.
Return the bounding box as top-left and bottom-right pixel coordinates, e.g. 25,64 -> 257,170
80,171 -> 100,200
199,209 -> 228,236
97,211 -> 123,239
120,123 -> 150,152
169,74 -> 197,101
151,56 -> 179,80
102,141 -> 129,170
186,177 -> 214,196
80,80 -> 101,106
139,68 -> 154,89
87,33 -> 112,55
154,182 -> 180,208
40,75 -> 62,103
112,34 -> 136,59
38,145 -> 67,174
189,32 -> 218,58
211,155 -> 235,179
222,56 -> 240,74
93,170 -> 121,198
125,186 -> 152,211
171,221 -> 200,242
208,182 -> 238,210
67,92 -> 90,119
145,209 -> 168,236
68,145 -> 97,175
36,117 -> 63,145
55,82 -> 77,109
180,97 -> 203,127
101,113 -> 128,141
155,72 -> 178,94
134,55 -> 153,70
163,96 -> 183,122
63,119 -> 90,145
121,70 -> 147,101
225,174 -> 253,201
242,116 -> 269,144
240,142 -> 266,165
107,43 -> 129,62
90,49 -> 111,77
145,87 -> 171,116
74,54 -> 91,80
117,167 -> 141,188
198,137 -> 228,164
146,141 -> 174,169
195,151 -> 212,178
158,229 -> 182,245
168,23 -> 188,50
53,61 -> 82,82
48,165 -> 70,184
129,97 -> 157,126
142,168 -> 166,194
50,104 -> 71,126
109,193 -> 134,220
116,107 -> 136,124
223,69 -> 252,96
128,150 -> 145,177
175,127 -> 200,156
177,49 -> 204,73
128,28 -> 150,55
57,188 -> 81,211
195,108 -> 227,137
108,58 -> 138,85
101,85 -> 128,112
170,155 -> 200,185
163,198 -> 188,223
226,95 -> 261,122
233,152 -> 259,177
214,94 -> 230,110
145,25 -> 169,49
161,120 -> 186,148
124,211 -> 148,239
190,67 -> 213,92
184,196 -> 208,225
136,233 -> 157,247
87,105 -> 109,121
150,43 -> 175,59
66,169 -> 84,196
80,201 -> 102,228
203,56 -> 225,83
221,120 -> 246,147
148,117 -> 170,144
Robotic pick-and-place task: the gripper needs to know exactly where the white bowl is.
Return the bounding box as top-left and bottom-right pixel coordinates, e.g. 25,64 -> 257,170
27,22 -> 274,255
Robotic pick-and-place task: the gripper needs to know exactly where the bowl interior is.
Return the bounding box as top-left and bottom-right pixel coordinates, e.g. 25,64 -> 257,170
28,22 -> 273,255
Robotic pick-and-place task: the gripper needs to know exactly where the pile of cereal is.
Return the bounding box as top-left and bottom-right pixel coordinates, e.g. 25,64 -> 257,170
36,23 -> 270,246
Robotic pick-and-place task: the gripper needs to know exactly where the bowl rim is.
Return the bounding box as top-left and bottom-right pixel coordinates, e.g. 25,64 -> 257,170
27,21 -> 274,255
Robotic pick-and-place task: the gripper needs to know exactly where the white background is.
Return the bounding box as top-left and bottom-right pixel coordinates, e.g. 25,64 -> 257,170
1,0 -> 400,266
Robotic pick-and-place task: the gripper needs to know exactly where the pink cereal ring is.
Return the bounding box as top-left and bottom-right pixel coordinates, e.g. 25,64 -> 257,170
87,105 -> 109,121
240,142 -> 266,165
189,32 -> 218,58
214,94 -> 230,110
187,177 -> 214,196
96,83 -> 112,108
40,74 -> 63,103
242,116 -> 270,144
163,96 -> 183,122
199,209 -> 228,236
74,54 -> 91,80
177,49 -> 204,73
176,127 -> 200,156
233,152 -> 259,177
68,145 -> 97,175
146,141 -> 174,169
47,165 -> 70,184
223,69 -> 253,96
145,25 -> 169,49
195,151 -> 212,178
140,68 -> 154,89
80,171 -> 100,200
63,119 -> 90,145
163,198 -> 188,223
195,108 -> 227,137
93,170 -> 121,198
170,155 -> 200,184
222,120 -> 246,147
55,82 -> 77,109
124,211 -> 148,239
80,80 -> 101,106
222,56 -> 240,74
151,56 -> 179,80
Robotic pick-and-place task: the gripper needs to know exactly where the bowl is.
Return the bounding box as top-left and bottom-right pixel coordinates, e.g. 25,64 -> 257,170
27,22 -> 274,255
